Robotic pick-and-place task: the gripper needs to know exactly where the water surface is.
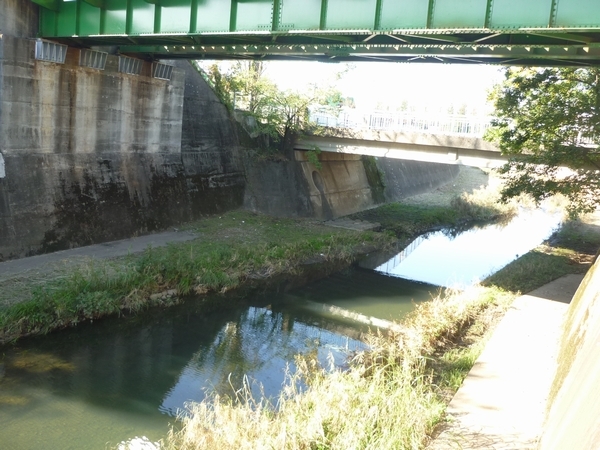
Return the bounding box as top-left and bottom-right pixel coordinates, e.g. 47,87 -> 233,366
0,270 -> 428,449
364,208 -> 562,287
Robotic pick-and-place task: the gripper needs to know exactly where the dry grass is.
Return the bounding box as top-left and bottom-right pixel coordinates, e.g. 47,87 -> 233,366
127,287 -> 515,450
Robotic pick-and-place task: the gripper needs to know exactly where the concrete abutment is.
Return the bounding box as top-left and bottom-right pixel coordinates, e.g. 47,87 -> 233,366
0,0 -> 459,260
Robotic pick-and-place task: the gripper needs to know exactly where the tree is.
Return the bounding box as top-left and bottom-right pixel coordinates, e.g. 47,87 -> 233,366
199,61 -> 346,156
486,67 -> 600,215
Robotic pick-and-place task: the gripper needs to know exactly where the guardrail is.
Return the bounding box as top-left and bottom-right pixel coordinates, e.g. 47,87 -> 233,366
310,110 -> 492,138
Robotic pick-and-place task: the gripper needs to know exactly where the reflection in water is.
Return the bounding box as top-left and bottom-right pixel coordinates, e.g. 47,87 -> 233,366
285,268 -> 437,321
2,275 -> 409,450
159,306 -> 366,417
370,208 -> 562,288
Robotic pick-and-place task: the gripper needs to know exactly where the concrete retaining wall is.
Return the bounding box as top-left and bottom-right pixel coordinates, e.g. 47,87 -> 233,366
539,259 -> 600,449
0,3 -> 244,260
244,150 -> 459,220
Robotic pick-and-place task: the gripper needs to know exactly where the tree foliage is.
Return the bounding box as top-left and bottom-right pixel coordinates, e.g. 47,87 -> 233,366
486,67 -> 600,215
198,61 -> 351,155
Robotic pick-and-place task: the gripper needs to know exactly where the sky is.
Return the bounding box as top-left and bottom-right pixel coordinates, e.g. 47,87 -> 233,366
264,61 -> 506,115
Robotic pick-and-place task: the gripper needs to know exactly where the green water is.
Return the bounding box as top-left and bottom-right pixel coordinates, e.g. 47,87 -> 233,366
0,268 -> 431,450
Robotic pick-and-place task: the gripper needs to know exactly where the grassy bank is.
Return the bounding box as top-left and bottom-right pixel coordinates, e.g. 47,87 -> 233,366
1,170 -> 517,345
139,211 -> 600,450
484,212 -> 600,293
0,212 -> 396,344
126,180 -> 600,450
350,171 -> 517,243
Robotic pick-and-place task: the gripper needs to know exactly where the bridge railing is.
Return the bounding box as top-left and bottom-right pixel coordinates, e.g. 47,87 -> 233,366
310,109 -> 493,138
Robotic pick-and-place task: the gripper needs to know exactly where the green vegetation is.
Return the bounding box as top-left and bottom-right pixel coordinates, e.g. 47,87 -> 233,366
486,67 -> 600,216
196,61 -> 353,156
0,212 -> 395,344
484,214 -> 599,294
154,287 -> 514,450
306,145 -> 323,170
361,156 -> 385,204
350,193 -> 515,242
483,246 -> 587,294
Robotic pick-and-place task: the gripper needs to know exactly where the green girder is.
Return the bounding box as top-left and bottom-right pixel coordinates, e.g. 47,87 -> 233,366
31,0 -> 600,66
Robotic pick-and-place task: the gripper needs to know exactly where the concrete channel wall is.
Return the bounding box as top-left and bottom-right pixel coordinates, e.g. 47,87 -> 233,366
0,0 -> 460,259
244,150 -> 459,220
539,259 -> 600,449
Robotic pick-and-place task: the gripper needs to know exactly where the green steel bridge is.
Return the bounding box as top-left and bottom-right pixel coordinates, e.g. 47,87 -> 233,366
31,0 -> 600,66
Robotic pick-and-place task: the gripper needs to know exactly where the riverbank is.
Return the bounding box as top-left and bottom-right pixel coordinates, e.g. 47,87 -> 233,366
145,168 -> 600,450
3,166 -> 599,449
0,214 -> 396,344
0,168 -> 516,344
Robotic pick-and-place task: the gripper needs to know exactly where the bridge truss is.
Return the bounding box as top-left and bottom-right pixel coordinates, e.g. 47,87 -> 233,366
31,0 -> 600,66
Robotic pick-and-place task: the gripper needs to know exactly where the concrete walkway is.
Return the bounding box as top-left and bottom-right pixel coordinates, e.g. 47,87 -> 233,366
0,230 -> 198,282
429,274 -> 584,450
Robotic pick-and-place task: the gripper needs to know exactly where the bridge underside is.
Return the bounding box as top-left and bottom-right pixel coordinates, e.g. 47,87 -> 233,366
32,0 -> 600,66
296,134 -> 507,169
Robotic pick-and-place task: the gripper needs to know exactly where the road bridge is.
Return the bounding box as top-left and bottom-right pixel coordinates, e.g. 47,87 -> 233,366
30,0 -> 600,66
296,131 -> 506,169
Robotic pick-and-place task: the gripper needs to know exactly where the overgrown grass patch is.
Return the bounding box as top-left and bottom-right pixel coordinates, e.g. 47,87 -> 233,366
350,191 -> 516,241
547,215 -> 600,255
0,211 -> 396,343
483,213 -> 600,295
482,246 -> 587,294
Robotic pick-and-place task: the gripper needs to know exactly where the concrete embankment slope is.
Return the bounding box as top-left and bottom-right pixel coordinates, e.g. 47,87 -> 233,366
431,259 -> 600,449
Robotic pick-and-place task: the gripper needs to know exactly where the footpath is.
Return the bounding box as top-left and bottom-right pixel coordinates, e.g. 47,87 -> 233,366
429,274 -> 583,450
0,230 -> 198,283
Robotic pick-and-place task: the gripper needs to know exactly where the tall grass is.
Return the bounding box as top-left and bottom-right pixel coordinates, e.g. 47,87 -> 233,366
144,287 -> 514,450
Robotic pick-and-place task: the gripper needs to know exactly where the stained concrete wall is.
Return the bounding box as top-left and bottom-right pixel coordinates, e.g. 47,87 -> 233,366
539,259 -> 600,449
0,0 -> 39,38
244,149 -> 459,220
0,2 -> 244,260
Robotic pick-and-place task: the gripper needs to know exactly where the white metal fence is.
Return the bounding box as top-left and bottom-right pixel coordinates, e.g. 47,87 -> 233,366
310,109 -> 492,138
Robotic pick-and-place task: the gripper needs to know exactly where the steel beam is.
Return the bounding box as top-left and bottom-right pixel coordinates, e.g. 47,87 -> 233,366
31,0 -> 600,66
82,0 -> 104,7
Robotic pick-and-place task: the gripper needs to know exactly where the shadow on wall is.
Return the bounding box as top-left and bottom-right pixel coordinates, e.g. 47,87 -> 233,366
311,170 -> 334,221
540,258 -> 600,449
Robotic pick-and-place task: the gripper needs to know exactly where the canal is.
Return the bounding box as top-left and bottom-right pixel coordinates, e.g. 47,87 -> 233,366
0,208 -> 561,449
